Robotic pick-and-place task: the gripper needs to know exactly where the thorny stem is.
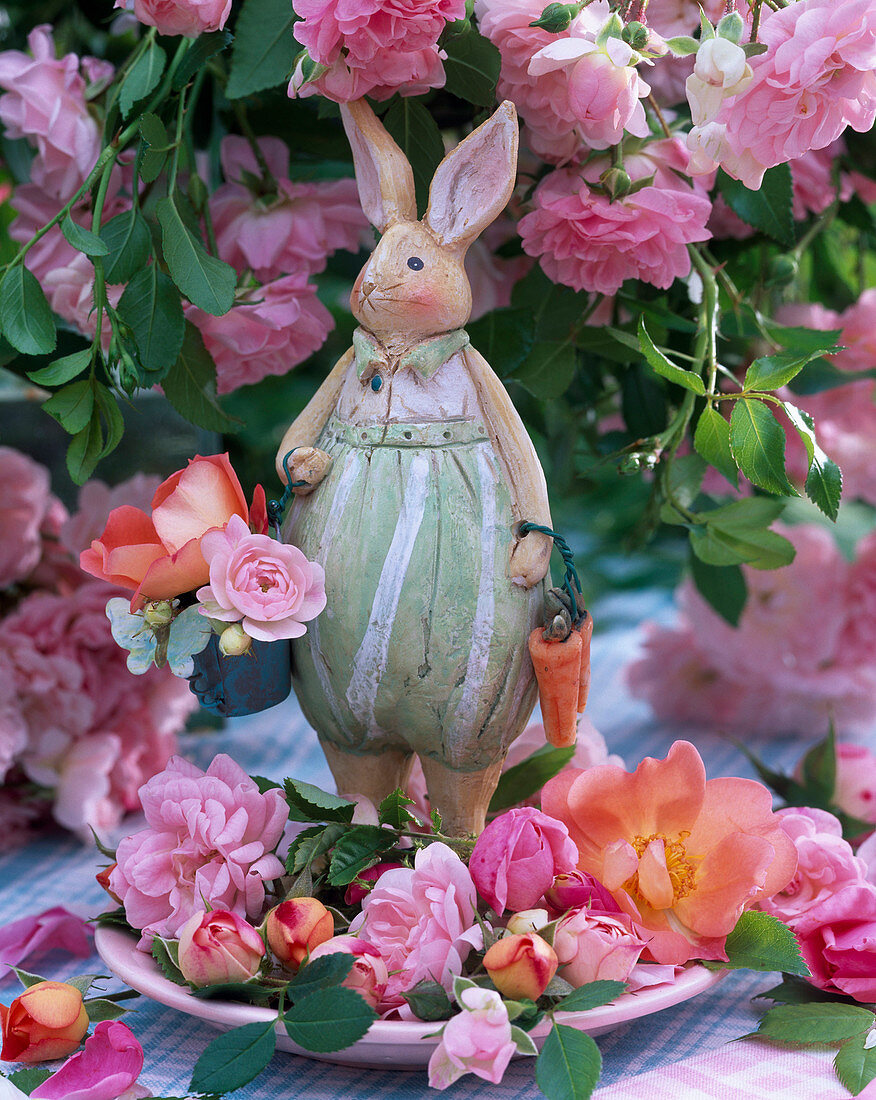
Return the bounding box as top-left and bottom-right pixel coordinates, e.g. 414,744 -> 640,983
688,245 -> 719,399
89,159 -> 116,358
750,0 -> 764,39
233,100 -> 276,189
647,94 -> 672,138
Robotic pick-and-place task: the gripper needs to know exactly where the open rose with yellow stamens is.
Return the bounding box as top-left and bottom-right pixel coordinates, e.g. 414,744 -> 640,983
542,740 -> 798,964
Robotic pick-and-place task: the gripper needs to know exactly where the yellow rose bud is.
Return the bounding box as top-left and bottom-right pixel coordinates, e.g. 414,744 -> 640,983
0,980 -> 89,1063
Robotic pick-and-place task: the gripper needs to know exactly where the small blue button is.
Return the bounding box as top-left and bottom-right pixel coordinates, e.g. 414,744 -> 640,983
370,375 -> 382,392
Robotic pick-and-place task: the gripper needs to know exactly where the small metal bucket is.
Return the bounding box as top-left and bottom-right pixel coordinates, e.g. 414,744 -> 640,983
188,635 -> 292,717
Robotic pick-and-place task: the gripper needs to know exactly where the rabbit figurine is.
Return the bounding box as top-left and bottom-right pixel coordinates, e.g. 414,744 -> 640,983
277,99 -> 553,835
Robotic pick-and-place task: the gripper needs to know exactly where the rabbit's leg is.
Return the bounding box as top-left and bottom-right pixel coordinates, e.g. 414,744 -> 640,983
320,739 -> 415,807
418,756 -> 505,838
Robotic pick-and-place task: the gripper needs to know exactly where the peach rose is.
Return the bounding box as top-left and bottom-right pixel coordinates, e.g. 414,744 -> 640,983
0,980 -> 89,1063
79,454 -> 258,609
483,932 -> 558,1000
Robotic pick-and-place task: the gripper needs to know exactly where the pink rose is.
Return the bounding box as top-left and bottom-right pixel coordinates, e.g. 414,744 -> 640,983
758,808 -> 867,923
519,155 -> 712,296
792,883 -> 876,1002
0,446 -> 54,589
30,1021 -> 144,1100
308,936 -> 389,1009
196,514 -> 326,642
553,908 -> 646,987
469,807 -> 579,915
0,26 -> 104,200
350,842 -> 480,1009
544,870 -> 623,916
344,861 -> 404,906
188,274 -> 334,394
715,0 -> 876,189
0,580 -> 196,835
109,754 -> 287,941
211,136 -> 367,282
428,987 -> 518,1088
291,0 -> 465,102
177,909 -> 266,987
115,0 -> 231,37
628,524 -> 876,736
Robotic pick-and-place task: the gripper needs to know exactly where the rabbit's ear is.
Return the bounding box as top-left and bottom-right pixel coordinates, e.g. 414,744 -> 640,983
424,100 -> 518,252
340,99 -> 417,231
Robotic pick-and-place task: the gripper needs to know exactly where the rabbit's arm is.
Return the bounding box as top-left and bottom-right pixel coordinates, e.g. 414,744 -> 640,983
275,348 -> 353,491
465,347 -> 553,588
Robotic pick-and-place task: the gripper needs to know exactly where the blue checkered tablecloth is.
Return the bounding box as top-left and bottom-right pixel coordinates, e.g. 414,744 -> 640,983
0,590 -> 861,1098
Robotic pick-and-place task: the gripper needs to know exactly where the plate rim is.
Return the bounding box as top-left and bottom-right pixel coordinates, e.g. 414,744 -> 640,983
94,923 -> 727,1046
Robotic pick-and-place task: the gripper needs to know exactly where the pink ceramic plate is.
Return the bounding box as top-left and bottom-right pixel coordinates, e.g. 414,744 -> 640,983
95,925 -> 727,1069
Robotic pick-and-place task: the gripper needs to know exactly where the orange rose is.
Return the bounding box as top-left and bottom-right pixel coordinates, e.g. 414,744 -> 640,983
484,932 -> 558,1000
0,980 -> 89,1063
79,454 -> 263,610
265,898 -> 334,972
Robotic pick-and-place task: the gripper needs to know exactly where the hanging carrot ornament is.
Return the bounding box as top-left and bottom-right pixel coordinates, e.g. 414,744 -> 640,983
521,523 -> 593,747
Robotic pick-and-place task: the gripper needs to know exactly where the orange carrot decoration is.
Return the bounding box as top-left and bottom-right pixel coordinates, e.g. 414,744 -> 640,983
574,610 -> 594,713
528,625 -> 583,748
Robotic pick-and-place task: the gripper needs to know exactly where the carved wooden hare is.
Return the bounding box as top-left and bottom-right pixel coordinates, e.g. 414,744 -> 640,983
277,99 -> 553,835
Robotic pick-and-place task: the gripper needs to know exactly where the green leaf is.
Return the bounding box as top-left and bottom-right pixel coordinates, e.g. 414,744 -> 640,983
287,955 -> 354,1002
536,1023 -> 602,1100
6,1068 -> 53,1094
754,975 -> 854,1006
694,405 -> 737,487
401,979 -> 455,1022
120,40 -> 166,118
489,744 -> 576,813
43,378 -> 95,433
286,822 -> 346,875
99,209 -> 153,285
689,554 -> 747,626
442,24 -> 501,107
161,323 -> 239,433
157,194 -> 236,315
383,98 -> 444,218
138,113 -> 168,184
117,265 -> 185,382
377,789 -> 416,829
62,215 -> 109,257
717,164 -> 794,248
284,778 -> 356,823
556,981 -> 627,1013
800,728 -> 837,806
761,322 -> 844,357
666,34 -> 700,55
513,341 -> 577,400
191,980 -> 276,1006
226,0 -> 298,99
638,317 -> 706,395
835,1033 -> 876,1095
84,997 -> 131,1022
717,911 -> 809,975
692,498 -> 795,570
781,401 -> 842,520
11,968 -> 47,988
152,937 -> 187,987
173,30 -> 232,91
729,397 -> 797,496
94,384 -> 125,462
27,348 -> 92,386
62,974 -> 103,996
511,266 -> 588,341
283,987 -> 376,1052
744,350 -> 836,393
327,824 -> 398,886
753,1002 -> 874,1045
468,308 -> 536,377
189,1021 -> 277,1095
0,265 -> 56,355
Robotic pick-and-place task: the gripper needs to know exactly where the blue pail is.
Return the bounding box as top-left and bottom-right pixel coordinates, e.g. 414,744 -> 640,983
188,635 -> 292,717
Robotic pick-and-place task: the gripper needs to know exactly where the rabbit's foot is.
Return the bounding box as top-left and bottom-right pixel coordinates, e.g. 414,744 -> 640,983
287,447 -> 333,495
509,528 -> 553,588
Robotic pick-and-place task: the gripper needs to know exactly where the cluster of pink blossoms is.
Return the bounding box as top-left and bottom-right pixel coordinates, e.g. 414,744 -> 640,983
290,0 -> 466,102
0,447 -> 198,843
190,136 -> 368,393
628,524 -> 876,737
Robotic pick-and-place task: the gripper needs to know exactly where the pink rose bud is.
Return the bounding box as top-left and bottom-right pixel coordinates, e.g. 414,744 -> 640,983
265,897 -> 334,972
218,623 -> 252,657
469,807 -> 579,914
343,862 -> 403,906
483,932 -> 558,1001
177,909 -> 265,987
544,870 -> 623,916
307,935 -> 389,1009
554,909 -> 646,988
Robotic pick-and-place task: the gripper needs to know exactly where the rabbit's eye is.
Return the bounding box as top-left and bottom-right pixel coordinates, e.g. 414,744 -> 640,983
407,257 -> 424,271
